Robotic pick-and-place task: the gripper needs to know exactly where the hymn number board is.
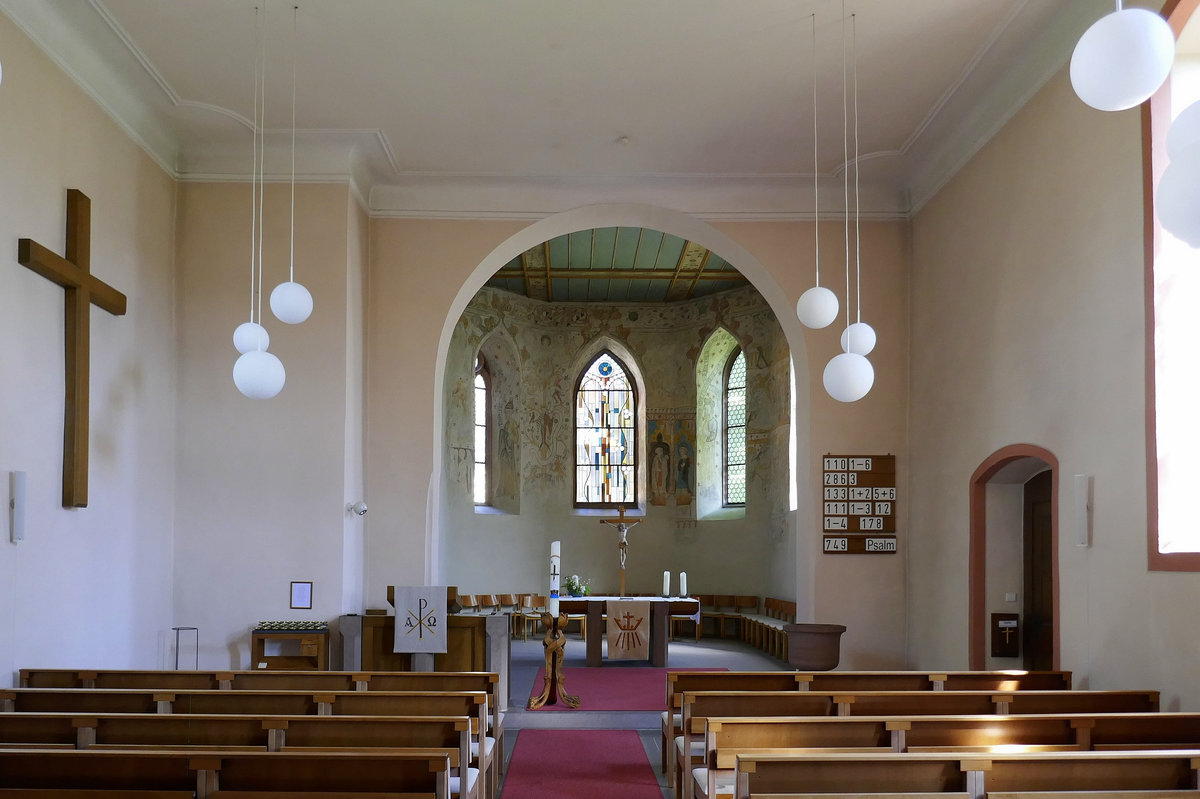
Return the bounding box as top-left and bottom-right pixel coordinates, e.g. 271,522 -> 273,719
822,454 -> 897,554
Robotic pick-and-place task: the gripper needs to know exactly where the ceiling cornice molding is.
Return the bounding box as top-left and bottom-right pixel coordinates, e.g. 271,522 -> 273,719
0,0 -> 180,176
368,174 -> 909,221
905,0 -> 1115,214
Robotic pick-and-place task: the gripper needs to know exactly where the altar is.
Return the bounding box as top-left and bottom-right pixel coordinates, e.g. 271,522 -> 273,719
558,596 -> 699,667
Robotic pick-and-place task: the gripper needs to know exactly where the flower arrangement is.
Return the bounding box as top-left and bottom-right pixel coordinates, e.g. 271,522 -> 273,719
564,574 -> 591,596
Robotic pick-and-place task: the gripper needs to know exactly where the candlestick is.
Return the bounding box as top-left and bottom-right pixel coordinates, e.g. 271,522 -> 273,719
662,570 -> 670,597
679,571 -> 687,597
549,540 -> 561,616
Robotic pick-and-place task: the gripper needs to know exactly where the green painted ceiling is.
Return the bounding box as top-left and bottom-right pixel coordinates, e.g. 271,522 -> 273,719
487,228 -> 747,303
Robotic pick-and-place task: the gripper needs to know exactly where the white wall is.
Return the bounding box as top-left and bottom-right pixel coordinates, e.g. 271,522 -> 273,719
0,13 -> 177,683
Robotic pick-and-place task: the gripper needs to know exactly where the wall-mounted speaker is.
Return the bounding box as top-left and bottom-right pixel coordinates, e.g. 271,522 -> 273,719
9,471 -> 27,543
1073,473 -> 1092,547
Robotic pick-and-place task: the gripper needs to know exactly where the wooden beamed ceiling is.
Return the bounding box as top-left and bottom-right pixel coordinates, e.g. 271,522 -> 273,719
487,228 -> 747,303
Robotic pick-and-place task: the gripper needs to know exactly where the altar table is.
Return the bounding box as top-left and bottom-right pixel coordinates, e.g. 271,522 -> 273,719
558,596 -> 700,667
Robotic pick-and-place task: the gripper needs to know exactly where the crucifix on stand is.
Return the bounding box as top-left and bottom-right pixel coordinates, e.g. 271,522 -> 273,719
599,504 -> 642,597
17,189 -> 127,508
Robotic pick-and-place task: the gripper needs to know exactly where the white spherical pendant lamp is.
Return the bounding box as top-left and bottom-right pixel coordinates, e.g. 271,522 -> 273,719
233,350 -> 286,399
233,321 -> 270,354
823,352 -> 874,403
1157,154 -> 1200,248
1070,7 -> 1175,112
840,321 -> 877,356
796,286 -> 839,329
270,280 -> 313,324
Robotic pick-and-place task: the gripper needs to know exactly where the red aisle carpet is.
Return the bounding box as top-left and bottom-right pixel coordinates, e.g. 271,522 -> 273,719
500,729 -> 663,799
527,666 -> 724,711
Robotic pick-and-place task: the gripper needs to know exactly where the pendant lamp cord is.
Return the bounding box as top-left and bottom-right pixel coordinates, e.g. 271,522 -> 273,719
248,6 -> 261,326
256,2 -> 268,328
289,4 -> 298,283
852,14 -> 862,327
812,13 -> 820,286
841,2 -> 850,335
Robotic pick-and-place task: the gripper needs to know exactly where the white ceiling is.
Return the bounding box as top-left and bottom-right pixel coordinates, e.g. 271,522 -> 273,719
0,0 -> 1148,218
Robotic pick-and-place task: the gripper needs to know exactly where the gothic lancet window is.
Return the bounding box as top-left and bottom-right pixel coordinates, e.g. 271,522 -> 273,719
473,355 -> 489,506
575,352 -> 637,507
724,348 -> 747,506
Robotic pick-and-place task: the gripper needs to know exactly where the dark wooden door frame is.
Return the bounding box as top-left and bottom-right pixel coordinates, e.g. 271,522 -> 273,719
968,444 -> 1060,670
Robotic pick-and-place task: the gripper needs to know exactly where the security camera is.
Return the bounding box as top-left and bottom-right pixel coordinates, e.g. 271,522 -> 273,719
347,501 -> 368,516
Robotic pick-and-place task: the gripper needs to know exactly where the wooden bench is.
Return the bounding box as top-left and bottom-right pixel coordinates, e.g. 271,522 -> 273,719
673,689 -> 1159,797
690,711 -> 1200,799
733,749 -> 1200,799
0,713 -> 479,797
664,672 -> 810,782
0,689 -> 493,799
0,746 -> 453,798
662,670 -> 1074,782
18,667 -> 505,771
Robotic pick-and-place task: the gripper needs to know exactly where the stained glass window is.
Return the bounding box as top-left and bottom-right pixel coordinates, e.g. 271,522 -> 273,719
725,349 -> 747,506
575,352 -> 636,506
473,358 -> 489,505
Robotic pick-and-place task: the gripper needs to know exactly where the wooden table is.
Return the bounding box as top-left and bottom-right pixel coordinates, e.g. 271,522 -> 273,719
559,596 -> 699,667
251,627 -> 329,670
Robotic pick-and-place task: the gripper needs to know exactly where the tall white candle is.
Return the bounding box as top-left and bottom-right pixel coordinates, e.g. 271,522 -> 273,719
679,571 -> 687,597
549,540 -> 561,616
662,570 -> 670,597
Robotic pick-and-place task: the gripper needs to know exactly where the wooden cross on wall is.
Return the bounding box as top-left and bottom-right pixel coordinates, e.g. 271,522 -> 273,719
18,189 -> 127,508
599,504 -> 642,597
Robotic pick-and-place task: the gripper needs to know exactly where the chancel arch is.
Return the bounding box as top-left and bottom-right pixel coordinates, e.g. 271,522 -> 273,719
432,205 -> 810,600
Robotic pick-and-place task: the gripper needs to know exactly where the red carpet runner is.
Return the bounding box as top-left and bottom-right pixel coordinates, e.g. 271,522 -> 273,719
500,729 -> 663,798
527,666 -> 724,711
526,666 -> 667,711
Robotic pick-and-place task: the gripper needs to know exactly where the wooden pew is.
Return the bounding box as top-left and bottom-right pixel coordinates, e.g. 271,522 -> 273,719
0,688 -> 492,799
662,670 -> 1071,780
733,749 -> 1200,799
664,672 -> 810,781
0,747 -> 453,798
675,689 -> 1159,798
691,712 -> 1200,799
18,667 -> 506,781
0,713 -> 477,798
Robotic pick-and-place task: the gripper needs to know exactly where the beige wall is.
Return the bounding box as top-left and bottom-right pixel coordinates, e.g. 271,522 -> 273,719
911,68 -> 1200,709
0,14 -> 177,683
173,182 -> 359,668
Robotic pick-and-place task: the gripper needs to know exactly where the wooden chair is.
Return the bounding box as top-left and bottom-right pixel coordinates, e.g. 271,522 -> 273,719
518,594 -> 546,640
670,595 -> 702,642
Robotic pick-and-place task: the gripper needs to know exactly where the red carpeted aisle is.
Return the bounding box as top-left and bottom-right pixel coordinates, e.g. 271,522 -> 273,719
500,729 -> 663,799
527,666 -> 723,711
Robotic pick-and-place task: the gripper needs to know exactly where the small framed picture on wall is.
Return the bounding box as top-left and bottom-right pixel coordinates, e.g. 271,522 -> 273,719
290,581 -> 313,610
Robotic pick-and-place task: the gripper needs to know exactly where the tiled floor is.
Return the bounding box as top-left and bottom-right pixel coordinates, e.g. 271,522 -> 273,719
499,632 -> 789,798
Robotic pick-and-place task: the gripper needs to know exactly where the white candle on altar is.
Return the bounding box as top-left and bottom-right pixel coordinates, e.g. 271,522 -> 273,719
549,540 -> 561,616
663,570 -> 670,597
679,571 -> 687,597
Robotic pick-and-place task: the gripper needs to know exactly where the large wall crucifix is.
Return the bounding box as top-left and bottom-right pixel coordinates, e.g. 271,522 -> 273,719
17,189 -> 127,508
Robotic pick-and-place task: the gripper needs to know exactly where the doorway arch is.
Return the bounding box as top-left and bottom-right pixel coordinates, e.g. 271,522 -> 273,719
968,443 -> 1060,670
426,203 -> 813,580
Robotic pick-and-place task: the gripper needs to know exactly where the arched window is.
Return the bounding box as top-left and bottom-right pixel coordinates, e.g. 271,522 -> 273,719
473,354 -> 489,506
575,351 -> 636,507
1147,0 -> 1200,569
724,349 -> 747,506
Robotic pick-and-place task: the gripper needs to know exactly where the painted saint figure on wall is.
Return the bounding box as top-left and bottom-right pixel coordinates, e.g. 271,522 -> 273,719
650,434 -> 670,505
